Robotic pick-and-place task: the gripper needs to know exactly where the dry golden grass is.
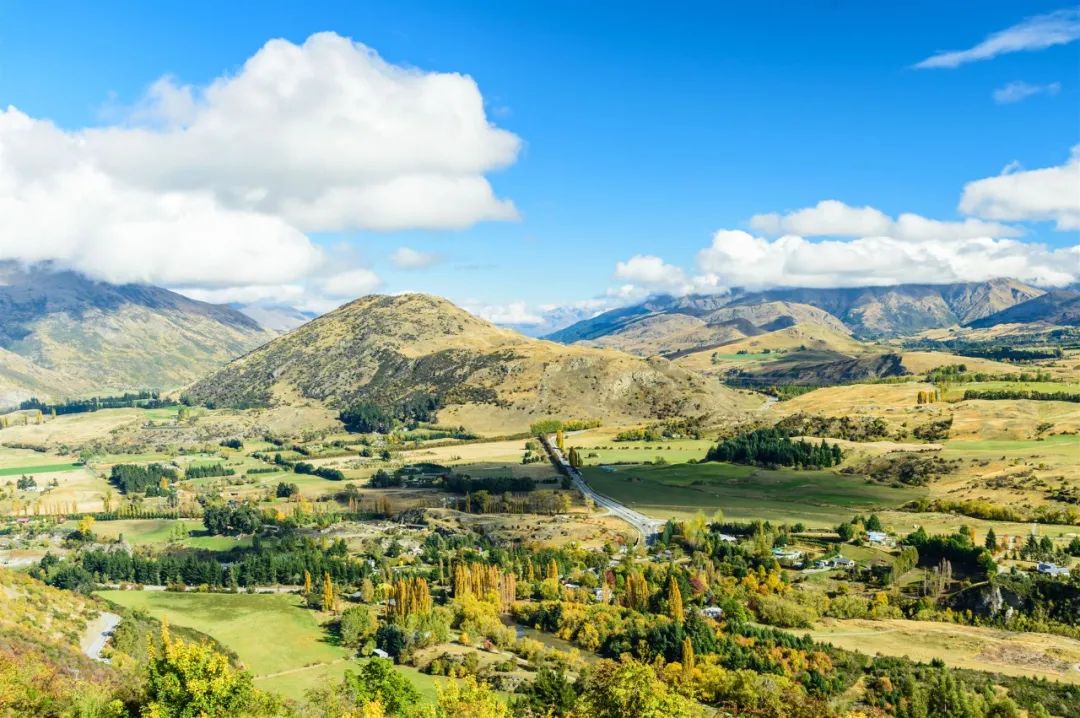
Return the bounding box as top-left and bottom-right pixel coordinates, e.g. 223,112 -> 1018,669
948,399 -> 1080,440
424,507 -> 634,548
675,324 -> 870,375
899,351 -> 1022,375
0,408 -> 142,447
808,618 -> 1080,684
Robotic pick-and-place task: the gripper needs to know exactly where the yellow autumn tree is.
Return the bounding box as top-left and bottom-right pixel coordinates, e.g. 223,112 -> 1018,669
435,675 -> 511,718
323,572 -> 336,613
668,576 -> 684,623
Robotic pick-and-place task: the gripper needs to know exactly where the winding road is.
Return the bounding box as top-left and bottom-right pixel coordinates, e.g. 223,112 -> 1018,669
81,611 -> 121,663
544,435 -> 664,543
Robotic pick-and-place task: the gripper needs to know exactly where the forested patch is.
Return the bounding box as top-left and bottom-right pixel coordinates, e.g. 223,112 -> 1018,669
705,428 -> 842,468
110,463 -> 178,495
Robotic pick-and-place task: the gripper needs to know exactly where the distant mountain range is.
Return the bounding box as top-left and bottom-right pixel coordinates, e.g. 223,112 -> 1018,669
0,264 -> 274,406
965,289 -> 1079,329
0,268 -> 1070,416
546,279 -> 1045,354
184,293 -> 758,434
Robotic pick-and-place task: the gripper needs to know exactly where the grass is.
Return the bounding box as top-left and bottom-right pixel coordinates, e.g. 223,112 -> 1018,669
807,618 -> 1080,684
579,462 -> 925,527
96,590 -> 350,696
0,462 -> 82,476
708,352 -> 780,361
573,438 -> 716,466
95,590 -> 466,704
79,519 -> 203,545
76,519 -> 253,550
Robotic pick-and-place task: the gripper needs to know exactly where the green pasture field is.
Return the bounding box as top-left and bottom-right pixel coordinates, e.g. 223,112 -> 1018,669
63,518 -> 252,550
97,591 -> 348,696
579,462 -> 925,527
0,462 -> 82,477
572,438 -> 716,466
97,590 -> 459,703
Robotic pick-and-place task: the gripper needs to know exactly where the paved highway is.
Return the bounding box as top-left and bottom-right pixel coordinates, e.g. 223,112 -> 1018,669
544,435 -> 663,543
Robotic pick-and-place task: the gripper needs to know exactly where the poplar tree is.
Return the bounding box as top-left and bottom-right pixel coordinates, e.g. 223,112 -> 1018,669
668,575 -> 684,624
323,572 -> 336,613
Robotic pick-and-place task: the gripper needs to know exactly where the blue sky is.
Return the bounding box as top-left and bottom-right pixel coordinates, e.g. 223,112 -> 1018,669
0,1 -> 1077,329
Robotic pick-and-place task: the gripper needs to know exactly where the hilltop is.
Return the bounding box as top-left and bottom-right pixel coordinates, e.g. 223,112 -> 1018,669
0,264 -> 275,404
183,293 -> 759,433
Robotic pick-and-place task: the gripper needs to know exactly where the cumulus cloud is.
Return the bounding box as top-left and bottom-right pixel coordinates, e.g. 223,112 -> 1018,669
959,147 -> 1080,230
607,155 -> 1080,301
915,7 -> 1080,69
993,80 -> 1062,104
614,255 -> 687,287
696,230 -> 1078,289
750,200 -> 1020,241
390,247 -> 442,269
0,32 -> 520,299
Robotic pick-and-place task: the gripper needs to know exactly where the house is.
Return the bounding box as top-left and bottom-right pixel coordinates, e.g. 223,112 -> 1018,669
1036,562 -> 1070,577
815,555 -> 855,569
866,531 -> 890,545
700,606 -> 725,619
716,534 -> 738,543
371,648 -> 390,659
771,548 -> 803,561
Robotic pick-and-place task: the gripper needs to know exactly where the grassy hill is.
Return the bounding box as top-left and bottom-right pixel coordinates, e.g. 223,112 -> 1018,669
576,300 -> 851,358
183,293 -> 759,434
0,264 -> 275,404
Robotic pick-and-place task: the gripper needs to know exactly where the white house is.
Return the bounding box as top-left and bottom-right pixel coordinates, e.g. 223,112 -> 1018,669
866,531 -> 889,545
815,555 -> 855,569
700,606 -> 724,619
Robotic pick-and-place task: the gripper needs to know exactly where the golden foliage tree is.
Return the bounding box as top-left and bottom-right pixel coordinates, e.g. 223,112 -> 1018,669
668,575 -> 684,624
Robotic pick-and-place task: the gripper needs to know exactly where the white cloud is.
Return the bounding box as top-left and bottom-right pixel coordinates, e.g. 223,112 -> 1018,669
464,300 -> 544,326
750,200 -> 1020,241
317,268 -> 383,298
608,159 -> 1080,300
0,32 -> 520,297
695,230 -> 1078,289
915,8 -> 1080,69
614,255 -> 686,286
390,247 -> 442,269
959,146 -> 1080,230
993,80 -> 1062,104
751,200 -> 891,237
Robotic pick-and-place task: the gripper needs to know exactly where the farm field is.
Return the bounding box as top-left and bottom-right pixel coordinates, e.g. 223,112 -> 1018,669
0,461 -> 81,476
808,618 -> 1080,684
566,437 -> 717,466
874,511 -> 1079,541
96,590 -> 354,700
72,519 -> 252,550
579,462 -> 924,526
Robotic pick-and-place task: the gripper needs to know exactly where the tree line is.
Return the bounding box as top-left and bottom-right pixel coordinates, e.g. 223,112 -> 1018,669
964,388 -> 1080,403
